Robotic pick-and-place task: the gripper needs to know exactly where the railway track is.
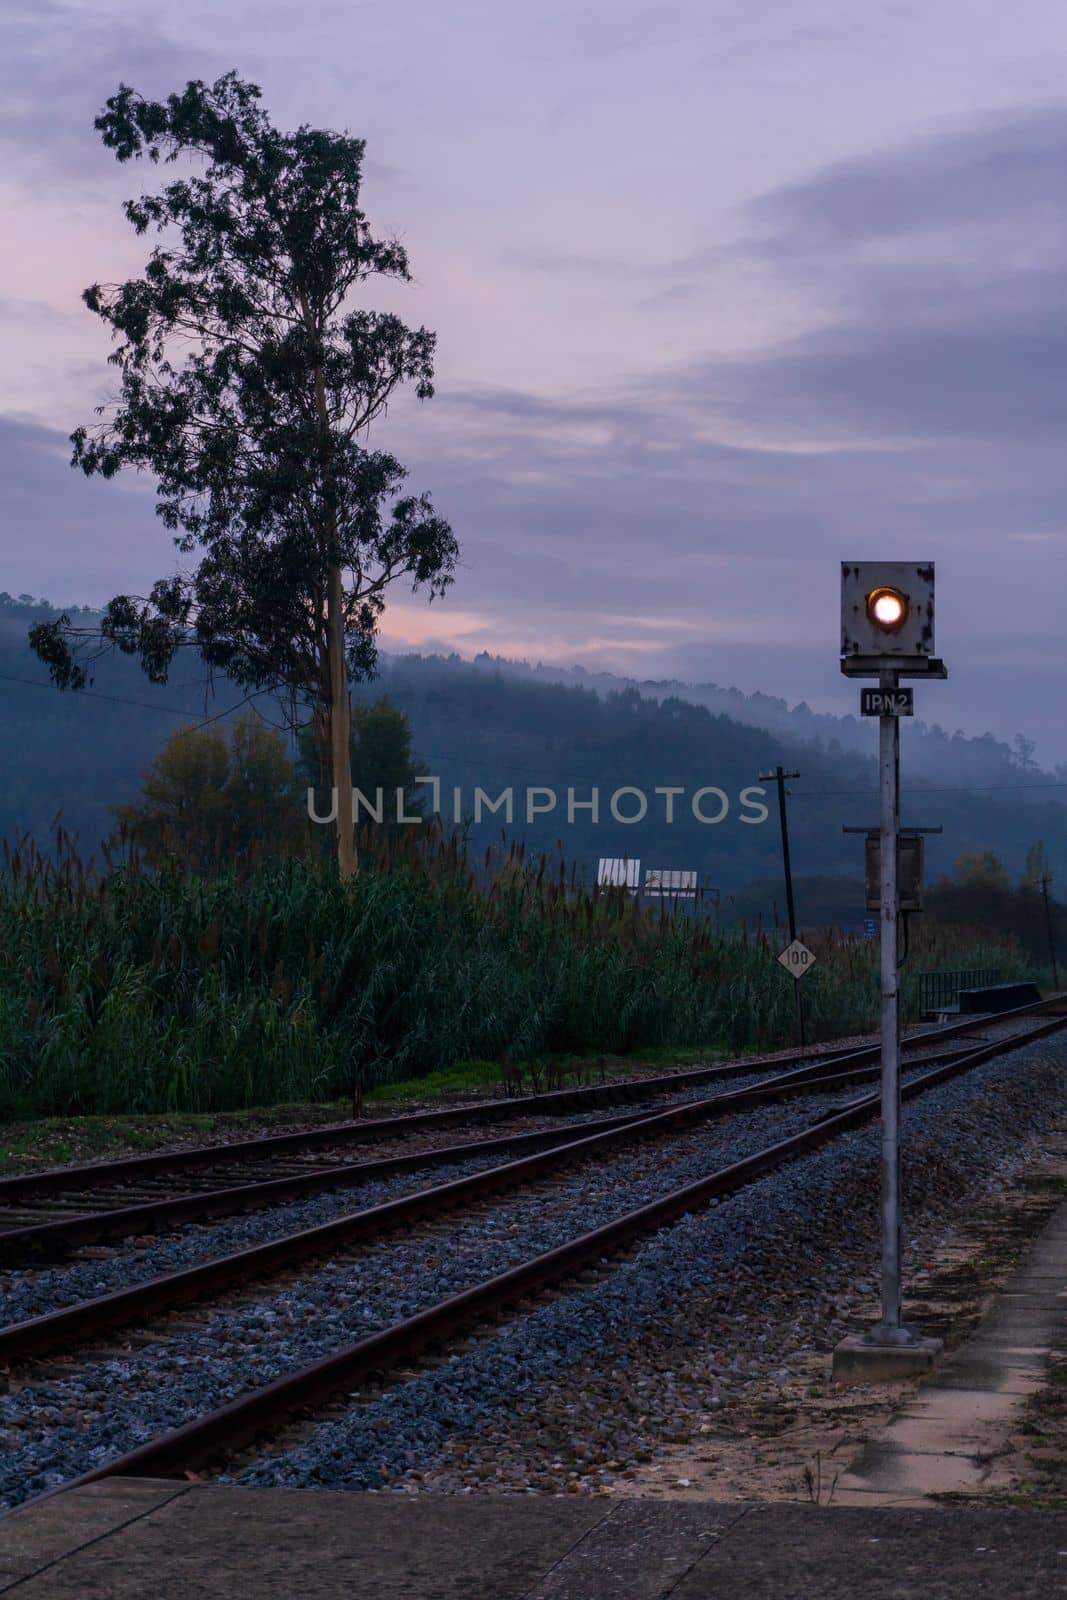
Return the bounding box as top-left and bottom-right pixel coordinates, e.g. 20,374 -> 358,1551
0,1036 -> 996,1360
3,995 -> 1065,1510
0,1002 -> 1052,1263
0,1044 -> 868,1251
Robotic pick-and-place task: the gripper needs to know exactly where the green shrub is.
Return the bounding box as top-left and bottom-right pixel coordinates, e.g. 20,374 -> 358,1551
0,829 -> 1032,1118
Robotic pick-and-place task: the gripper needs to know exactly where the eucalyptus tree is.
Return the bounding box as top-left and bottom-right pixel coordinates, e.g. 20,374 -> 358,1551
31,72 -> 456,877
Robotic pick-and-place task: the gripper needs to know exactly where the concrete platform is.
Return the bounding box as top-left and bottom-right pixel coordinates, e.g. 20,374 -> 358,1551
834,1195 -> 1067,1506
3,1481 -> 1067,1598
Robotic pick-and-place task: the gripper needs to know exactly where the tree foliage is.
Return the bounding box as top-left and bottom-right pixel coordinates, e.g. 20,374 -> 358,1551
300,694 -> 426,827
30,71 -> 457,874
113,713 -> 305,869
926,840 -> 1064,970
954,848 -> 1010,892
1022,840 -> 1051,889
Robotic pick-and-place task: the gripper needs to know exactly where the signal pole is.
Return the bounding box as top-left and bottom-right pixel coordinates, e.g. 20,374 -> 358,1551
835,561 -> 946,1382
760,766 -> 806,1047
877,671 -> 903,1335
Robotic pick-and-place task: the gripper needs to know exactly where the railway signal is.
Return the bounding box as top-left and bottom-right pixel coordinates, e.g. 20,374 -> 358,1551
866,586 -> 908,629
835,563 -> 947,1382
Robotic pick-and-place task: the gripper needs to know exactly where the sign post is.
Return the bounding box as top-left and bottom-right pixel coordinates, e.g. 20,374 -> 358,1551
760,766 -> 807,1047
834,564 -> 947,1382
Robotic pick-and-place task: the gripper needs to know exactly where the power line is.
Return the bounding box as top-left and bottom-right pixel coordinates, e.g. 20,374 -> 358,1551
0,671 -> 274,732
789,780 -> 1067,799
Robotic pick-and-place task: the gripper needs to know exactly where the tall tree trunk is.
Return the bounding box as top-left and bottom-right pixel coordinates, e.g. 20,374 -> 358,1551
327,562 -> 356,879
305,285 -> 356,882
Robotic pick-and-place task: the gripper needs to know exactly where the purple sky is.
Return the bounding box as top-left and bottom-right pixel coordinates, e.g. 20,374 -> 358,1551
3,1 -> 1067,759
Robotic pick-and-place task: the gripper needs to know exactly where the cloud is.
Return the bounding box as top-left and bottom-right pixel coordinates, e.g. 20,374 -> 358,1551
516,1 -> 705,65
679,106 -> 1067,445
0,4 -> 220,187
5,41 -> 1067,761
376,103 -> 1067,755
675,301 -> 1067,445
749,104 -> 1067,253
0,416 -> 171,606
499,248 -> 648,280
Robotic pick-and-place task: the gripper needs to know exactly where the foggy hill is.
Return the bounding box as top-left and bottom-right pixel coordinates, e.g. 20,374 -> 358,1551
2,596 -> 1064,916
461,652 -> 1060,793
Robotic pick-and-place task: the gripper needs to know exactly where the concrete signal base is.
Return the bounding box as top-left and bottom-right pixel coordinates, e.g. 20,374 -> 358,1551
832,1331 -> 943,1385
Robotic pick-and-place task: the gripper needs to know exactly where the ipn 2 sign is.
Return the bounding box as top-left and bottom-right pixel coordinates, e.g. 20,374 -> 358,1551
860,687 -> 914,717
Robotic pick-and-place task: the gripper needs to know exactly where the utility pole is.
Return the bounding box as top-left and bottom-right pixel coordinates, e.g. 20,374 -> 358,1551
760,766 -> 806,1047
1041,874 -> 1059,989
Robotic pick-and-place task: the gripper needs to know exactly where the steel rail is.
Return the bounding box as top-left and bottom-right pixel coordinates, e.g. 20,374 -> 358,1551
30,1003 -> 1067,1491
2,1006 -> 1063,1374
0,1104 -> 660,1263
0,1042 -> 867,1203
0,1044 -> 935,1358
6,999 -> 1050,1204
0,1032 -> 995,1264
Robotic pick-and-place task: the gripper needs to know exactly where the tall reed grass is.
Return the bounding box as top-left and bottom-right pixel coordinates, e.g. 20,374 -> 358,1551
0,827 -> 1030,1118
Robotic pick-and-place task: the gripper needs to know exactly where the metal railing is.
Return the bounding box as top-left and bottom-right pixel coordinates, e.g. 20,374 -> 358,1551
918,968 -> 1002,1014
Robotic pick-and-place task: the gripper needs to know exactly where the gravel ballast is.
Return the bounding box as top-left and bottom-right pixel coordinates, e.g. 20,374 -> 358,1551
0,1068 -> 799,1328
234,1038 -> 1067,1495
1,1040 -> 1063,1508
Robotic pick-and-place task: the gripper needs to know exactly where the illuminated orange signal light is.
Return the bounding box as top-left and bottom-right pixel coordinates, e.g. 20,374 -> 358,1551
866,586 -> 908,631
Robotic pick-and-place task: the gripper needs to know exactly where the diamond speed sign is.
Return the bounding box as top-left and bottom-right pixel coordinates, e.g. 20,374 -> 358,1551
777,938 -> 817,980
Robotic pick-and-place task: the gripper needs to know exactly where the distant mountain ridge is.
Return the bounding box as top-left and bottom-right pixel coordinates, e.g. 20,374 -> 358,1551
2,597 -> 1064,909
458,650 -> 1064,793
